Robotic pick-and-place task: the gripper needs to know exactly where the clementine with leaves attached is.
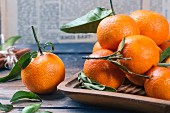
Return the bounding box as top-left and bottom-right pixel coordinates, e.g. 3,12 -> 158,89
83,49 -> 125,89
118,35 -> 160,86
97,14 -> 140,51
92,41 -> 103,52
21,52 -> 65,94
130,10 -> 169,46
144,67 -> 170,100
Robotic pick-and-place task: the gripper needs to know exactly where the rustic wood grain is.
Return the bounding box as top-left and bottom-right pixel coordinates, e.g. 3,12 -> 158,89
0,43 -> 143,113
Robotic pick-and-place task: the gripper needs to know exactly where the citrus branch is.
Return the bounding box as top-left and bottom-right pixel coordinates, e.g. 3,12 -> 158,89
110,0 -> 116,15
31,26 -> 43,55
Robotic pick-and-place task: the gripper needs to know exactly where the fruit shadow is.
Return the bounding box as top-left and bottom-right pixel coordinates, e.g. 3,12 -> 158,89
38,90 -> 65,100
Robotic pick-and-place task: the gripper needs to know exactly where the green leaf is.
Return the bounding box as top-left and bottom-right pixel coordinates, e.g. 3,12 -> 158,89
0,52 -> 31,83
21,57 -> 32,69
31,51 -> 38,58
60,7 -> 112,33
118,37 -> 125,52
43,42 -> 54,52
0,103 -> 13,112
78,72 -> 116,92
22,103 -> 41,113
10,91 -> 42,103
160,47 -> 170,63
0,36 -> 21,50
108,60 -> 150,79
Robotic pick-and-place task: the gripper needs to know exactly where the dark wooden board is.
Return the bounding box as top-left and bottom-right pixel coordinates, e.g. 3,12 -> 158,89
0,43 -> 144,113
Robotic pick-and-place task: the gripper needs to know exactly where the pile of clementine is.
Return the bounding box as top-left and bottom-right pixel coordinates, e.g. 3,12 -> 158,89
83,10 -> 170,100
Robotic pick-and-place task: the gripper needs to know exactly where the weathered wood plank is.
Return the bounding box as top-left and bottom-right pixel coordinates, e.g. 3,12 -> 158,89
0,53 -> 88,111
11,108 -> 133,113
1,43 -> 136,113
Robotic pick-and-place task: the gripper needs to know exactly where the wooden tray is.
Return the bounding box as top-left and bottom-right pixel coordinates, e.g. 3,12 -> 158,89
58,73 -> 170,113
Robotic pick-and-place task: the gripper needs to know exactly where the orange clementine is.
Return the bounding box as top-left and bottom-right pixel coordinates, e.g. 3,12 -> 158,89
158,47 -> 163,54
126,74 -> 146,86
159,40 -> 170,51
118,35 -> 160,86
130,10 -> 169,46
167,23 -> 170,40
21,52 -> 65,94
97,14 -> 140,51
165,57 -> 170,63
92,41 -> 103,52
83,49 -> 125,89
144,67 -> 170,100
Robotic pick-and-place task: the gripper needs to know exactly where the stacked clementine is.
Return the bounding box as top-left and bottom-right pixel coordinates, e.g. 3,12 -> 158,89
84,49 -> 125,89
86,10 -> 170,100
97,14 -> 140,51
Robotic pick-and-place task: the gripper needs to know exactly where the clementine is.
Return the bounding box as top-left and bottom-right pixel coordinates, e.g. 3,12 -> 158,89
130,10 -> 169,46
21,52 -> 65,94
167,22 -> 170,40
118,35 -> 160,86
97,14 -> 140,51
92,41 -> 103,52
159,40 -> 170,51
144,67 -> 170,100
83,49 -> 125,89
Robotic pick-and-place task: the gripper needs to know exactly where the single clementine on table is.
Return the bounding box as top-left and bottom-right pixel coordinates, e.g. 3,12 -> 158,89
97,14 -> 140,51
92,41 -> 103,52
144,67 -> 170,100
83,49 -> 125,89
130,10 -> 169,46
21,26 -> 65,94
21,52 -> 65,94
118,35 -> 160,86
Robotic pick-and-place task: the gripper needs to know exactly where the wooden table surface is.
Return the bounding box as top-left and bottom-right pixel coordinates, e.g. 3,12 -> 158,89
0,43 -> 136,113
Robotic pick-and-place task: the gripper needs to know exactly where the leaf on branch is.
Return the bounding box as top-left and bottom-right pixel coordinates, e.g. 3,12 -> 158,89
160,47 -> 170,63
78,72 -> 116,92
0,36 -> 22,50
60,7 -> 112,33
0,52 -> 31,83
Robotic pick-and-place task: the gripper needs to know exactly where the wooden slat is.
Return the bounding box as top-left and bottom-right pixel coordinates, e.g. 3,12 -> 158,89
0,44 -> 136,113
14,43 -> 94,53
11,108 -> 133,113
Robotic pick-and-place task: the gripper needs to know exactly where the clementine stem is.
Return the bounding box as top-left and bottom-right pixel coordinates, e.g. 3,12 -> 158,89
31,26 -> 43,55
158,63 -> 170,67
82,55 -> 149,79
110,0 -> 116,15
